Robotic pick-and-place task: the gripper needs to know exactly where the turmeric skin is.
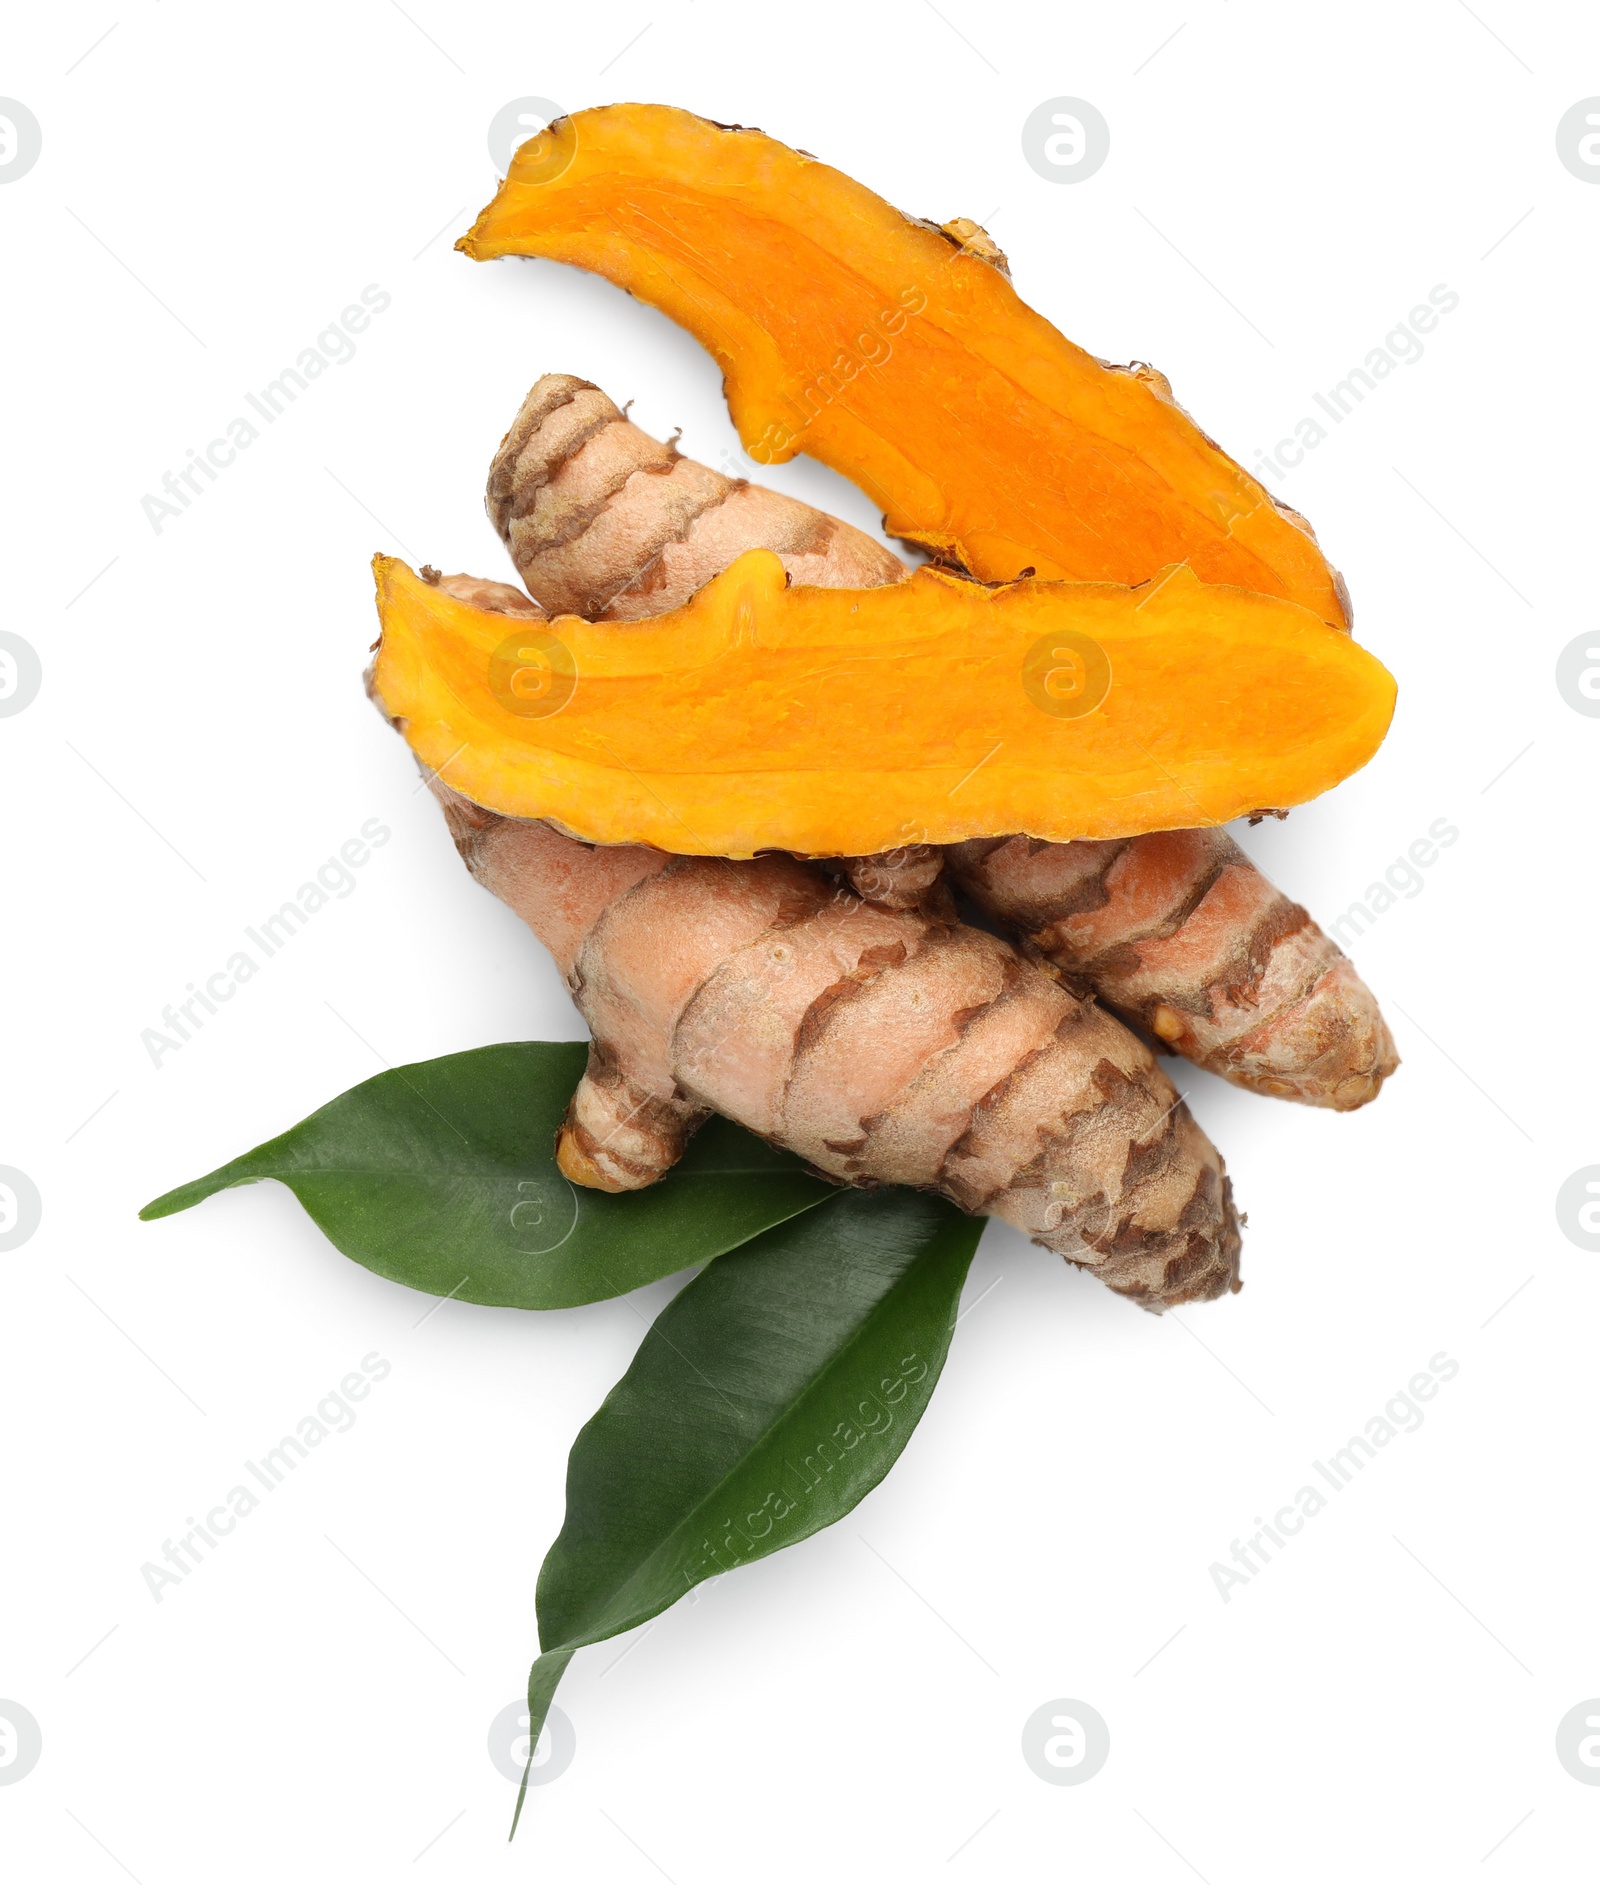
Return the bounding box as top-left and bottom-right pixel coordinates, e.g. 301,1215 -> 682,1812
487,373 -> 906,619
947,833 -> 1397,1111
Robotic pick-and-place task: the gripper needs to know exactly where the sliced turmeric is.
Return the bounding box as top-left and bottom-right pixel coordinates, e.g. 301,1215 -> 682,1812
370,551 -> 1394,859
460,103 -> 1349,624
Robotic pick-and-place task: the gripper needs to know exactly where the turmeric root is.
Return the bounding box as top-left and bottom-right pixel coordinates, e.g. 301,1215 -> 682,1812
461,105 -> 1349,626
947,833 -> 1398,1110
431,780 -> 1241,1310
486,374 -> 906,619
479,383 -> 1396,1111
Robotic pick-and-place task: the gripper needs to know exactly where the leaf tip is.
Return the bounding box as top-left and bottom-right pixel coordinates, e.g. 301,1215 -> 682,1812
138,1188 -> 191,1222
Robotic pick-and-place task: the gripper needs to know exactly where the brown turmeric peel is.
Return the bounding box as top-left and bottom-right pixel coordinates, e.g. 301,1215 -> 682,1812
369,551 -> 1394,859
460,102 -> 1349,623
487,374 -> 906,620
948,831 -> 1399,1110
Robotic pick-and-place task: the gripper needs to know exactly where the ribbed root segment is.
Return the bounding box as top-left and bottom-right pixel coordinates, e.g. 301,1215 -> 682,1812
948,830 -> 1397,1111
1021,1107 -> 1243,1309
487,373 -> 907,621
556,1050 -> 705,1192
445,808 -> 1243,1311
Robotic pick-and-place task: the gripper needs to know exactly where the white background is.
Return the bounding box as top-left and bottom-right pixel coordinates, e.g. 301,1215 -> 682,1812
3,3 -> 1597,1878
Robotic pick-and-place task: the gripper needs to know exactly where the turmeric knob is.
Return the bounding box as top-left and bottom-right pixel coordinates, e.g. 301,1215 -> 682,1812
1149,1005 -> 1188,1044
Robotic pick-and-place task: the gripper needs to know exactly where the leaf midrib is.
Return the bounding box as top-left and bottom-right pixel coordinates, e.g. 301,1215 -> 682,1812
548,1241 -> 961,1651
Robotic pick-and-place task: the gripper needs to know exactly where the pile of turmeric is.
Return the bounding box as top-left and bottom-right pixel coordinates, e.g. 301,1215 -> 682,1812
364,107 -> 1400,1309
141,108 -> 1413,1848
369,388 -> 1395,1309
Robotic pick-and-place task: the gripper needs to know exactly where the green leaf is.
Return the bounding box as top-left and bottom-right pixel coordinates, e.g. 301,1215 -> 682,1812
140,1042 -> 835,1310
511,1186 -> 982,1831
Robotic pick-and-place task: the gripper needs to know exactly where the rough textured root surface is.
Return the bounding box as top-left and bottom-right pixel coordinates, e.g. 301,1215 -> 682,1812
837,845 -> 953,915
486,374 -> 908,620
556,1042 -> 707,1193
947,830 -> 1398,1110
433,780 -> 1241,1310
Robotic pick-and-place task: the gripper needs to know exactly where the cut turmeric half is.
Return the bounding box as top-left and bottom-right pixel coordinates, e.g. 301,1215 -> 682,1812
460,102 -> 1350,626
370,552 -> 1394,859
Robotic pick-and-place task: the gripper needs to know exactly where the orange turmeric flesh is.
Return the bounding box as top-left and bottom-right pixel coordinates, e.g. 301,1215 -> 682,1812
460,103 -> 1349,625
370,552 -> 1394,859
